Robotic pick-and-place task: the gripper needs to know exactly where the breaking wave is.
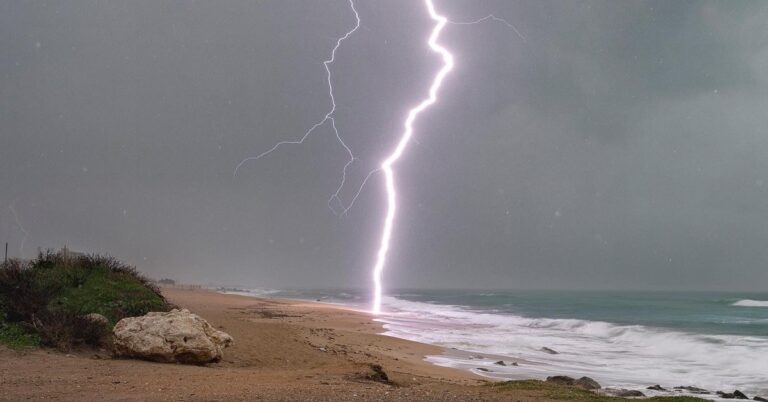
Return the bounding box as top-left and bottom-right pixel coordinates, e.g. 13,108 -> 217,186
377,296 -> 768,396
733,299 -> 768,308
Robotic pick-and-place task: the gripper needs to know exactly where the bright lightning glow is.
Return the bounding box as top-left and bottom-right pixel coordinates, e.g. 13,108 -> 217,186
371,0 -> 454,315
232,1 -> 522,315
234,0 -> 360,215
339,11 -> 524,217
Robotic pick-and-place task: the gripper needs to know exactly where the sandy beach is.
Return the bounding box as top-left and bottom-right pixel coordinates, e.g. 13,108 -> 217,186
0,288 -> 562,401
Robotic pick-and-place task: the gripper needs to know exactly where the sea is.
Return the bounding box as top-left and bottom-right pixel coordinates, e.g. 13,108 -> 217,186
220,288 -> 768,397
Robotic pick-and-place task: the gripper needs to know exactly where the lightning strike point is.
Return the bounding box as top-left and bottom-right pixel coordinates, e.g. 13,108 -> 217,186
371,0 -> 454,315
234,0 -> 520,315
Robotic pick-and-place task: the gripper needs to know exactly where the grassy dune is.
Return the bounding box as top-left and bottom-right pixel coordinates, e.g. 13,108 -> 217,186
0,251 -> 171,350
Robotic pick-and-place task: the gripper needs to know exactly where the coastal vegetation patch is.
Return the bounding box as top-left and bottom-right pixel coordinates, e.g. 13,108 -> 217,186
0,250 -> 172,350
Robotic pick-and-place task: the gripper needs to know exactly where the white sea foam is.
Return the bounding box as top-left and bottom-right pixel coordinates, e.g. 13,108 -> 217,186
733,299 -> 768,308
220,288 -> 282,298
377,296 -> 768,396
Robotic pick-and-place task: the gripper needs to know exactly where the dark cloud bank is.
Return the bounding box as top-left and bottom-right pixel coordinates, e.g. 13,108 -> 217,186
2,1 -> 767,292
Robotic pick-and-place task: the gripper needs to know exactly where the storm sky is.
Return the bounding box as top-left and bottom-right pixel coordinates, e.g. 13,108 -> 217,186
2,0 -> 767,292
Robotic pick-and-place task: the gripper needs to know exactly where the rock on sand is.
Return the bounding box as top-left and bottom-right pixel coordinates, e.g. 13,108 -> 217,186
113,308 -> 233,364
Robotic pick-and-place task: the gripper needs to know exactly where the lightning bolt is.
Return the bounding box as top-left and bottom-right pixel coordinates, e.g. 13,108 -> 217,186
233,0 -> 361,215
232,0 -> 522,315
371,0 -> 454,314
337,10 -> 524,219
447,14 -> 526,42
9,204 -> 28,258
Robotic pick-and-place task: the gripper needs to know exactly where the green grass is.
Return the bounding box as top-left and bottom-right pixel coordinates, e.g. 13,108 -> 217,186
490,380 -> 709,401
49,267 -> 168,325
0,302 -> 41,349
0,251 -> 172,350
0,321 -> 41,349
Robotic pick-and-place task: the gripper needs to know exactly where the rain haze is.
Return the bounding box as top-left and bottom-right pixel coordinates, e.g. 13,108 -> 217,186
2,0 -> 767,293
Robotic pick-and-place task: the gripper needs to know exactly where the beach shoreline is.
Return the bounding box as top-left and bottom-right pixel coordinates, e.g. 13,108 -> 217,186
1,287 -> 733,401
0,287 -> 544,401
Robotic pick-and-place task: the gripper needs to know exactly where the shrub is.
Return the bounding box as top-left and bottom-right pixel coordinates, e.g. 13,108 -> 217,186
0,298 -> 41,349
0,250 -> 172,350
28,310 -> 109,350
0,321 -> 41,349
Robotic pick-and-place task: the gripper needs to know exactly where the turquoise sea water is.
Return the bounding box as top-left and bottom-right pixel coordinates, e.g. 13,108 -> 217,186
392,290 -> 768,336
224,288 -> 768,396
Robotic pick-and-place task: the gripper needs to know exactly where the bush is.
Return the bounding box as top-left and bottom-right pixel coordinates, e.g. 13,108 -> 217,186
28,310 -> 110,350
0,250 -> 172,350
0,300 -> 41,349
0,321 -> 41,349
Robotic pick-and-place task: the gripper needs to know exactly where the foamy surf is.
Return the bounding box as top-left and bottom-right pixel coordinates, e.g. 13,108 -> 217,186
377,296 -> 768,397
733,299 -> 768,308
215,287 -> 768,397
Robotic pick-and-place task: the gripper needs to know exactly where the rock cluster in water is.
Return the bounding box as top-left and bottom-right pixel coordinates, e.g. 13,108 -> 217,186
545,376 -> 601,391
540,347 -> 559,354
545,378 -> 766,401
716,390 -> 749,399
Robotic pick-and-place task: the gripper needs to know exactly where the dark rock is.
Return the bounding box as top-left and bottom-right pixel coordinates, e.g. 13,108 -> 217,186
647,385 -> 667,391
575,376 -> 601,390
718,390 -> 749,400
754,396 -> 768,401
476,368 -> 490,372
511,362 -> 519,366
618,390 -> 645,397
546,376 -> 575,386
674,386 -> 711,394
364,364 -> 390,384
541,347 -> 559,354
494,360 -> 506,366
605,389 -> 645,397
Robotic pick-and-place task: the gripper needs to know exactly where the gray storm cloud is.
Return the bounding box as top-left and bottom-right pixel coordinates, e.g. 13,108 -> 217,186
1,0 -> 766,291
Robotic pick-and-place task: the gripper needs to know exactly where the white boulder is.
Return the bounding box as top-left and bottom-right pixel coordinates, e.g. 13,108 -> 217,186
82,313 -> 109,326
113,309 -> 233,364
